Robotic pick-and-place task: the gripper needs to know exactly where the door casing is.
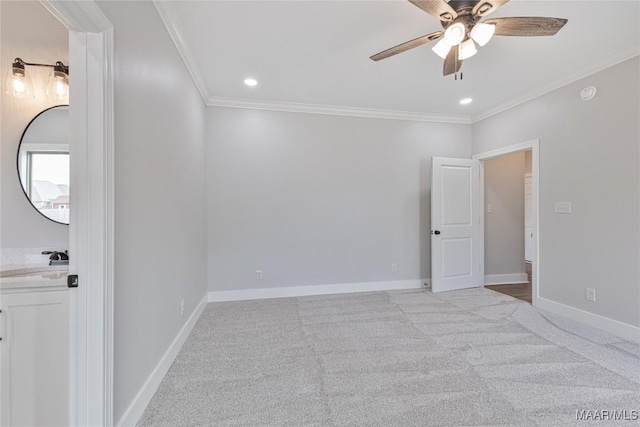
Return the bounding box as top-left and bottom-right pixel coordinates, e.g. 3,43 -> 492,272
39,1 -> 115,425
472,139 -> 540,306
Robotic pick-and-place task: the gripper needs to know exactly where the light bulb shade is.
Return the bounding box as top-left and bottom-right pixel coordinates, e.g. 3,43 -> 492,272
443,23 -> 466,47
46,71 -> 69,101
5,66 -> 35,99
470,22 -> 495,47
458,39 -> 478,60
432,39 -> 451,59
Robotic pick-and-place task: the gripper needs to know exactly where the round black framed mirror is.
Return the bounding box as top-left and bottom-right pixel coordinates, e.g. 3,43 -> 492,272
17,105 -> 70,225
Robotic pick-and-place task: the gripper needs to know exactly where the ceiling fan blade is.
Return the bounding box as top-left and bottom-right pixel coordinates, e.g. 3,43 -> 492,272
472,0 -> 510,18
370,31 -> 443,61
443,46 -> 462,76
409,0 -> 457,22
484,17 -> 569,36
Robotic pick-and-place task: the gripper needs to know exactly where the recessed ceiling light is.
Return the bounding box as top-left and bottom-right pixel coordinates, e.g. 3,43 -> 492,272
244,78 -> 258,87
460,98 -> 473,105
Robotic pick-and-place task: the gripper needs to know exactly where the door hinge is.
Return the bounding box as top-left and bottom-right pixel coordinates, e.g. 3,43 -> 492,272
67,274 -> 79,288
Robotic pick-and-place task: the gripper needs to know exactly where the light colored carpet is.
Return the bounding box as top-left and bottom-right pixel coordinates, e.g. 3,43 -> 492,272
138,288 -> 640,426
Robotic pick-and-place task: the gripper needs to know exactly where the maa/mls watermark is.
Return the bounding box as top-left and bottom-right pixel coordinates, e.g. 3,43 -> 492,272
576,409 -> 639,422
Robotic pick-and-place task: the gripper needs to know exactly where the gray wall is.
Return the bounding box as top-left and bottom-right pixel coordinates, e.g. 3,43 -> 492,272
96,2 -> 208,422
473,57 -> 640,327
206,107 -> 471,291
0,1 -> 68,252
484,152 -> 525,276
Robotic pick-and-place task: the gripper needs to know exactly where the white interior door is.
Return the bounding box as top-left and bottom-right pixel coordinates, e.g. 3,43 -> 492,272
431,157 -> 482,292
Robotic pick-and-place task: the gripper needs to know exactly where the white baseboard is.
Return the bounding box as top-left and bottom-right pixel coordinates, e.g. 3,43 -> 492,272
208,279 -> 430,302
484,273 -> 529,285
536,297 -> 640,344
116,294 -> 208,427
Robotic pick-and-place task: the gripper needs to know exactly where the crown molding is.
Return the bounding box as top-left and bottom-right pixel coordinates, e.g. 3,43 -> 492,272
471,47 -> 640,124
153,4 -> 637,126
207,97 -> 473,124
153,0 -> 211,102
42,0 -> 112,32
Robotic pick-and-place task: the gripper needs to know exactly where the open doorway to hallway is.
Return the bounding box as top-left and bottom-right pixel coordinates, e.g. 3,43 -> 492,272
483,150 -> 533,303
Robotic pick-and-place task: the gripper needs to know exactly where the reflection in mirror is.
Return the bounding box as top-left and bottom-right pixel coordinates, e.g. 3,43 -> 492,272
17,105 -> 69,225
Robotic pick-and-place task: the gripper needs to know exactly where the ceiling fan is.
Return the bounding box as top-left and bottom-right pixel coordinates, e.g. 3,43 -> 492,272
370,0 -> 568,78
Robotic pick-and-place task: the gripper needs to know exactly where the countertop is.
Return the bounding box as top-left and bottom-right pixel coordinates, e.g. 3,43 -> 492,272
1,264 -> 69,291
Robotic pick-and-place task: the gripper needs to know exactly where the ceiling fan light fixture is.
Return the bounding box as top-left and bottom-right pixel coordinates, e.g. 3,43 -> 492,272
458,39 -> 478,60
470,22 -> 496,47
432,39 -> 451,59
443,23 -> 466,47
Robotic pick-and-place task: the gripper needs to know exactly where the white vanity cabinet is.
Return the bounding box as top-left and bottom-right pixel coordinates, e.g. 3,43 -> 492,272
1,288 -> 69,426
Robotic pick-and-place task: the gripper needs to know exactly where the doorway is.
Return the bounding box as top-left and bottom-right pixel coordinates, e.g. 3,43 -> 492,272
473,140 -> 540,306
39,1 -> 115,425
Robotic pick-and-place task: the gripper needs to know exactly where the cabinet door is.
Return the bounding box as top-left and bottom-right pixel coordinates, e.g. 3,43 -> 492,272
1,290 -> 69,426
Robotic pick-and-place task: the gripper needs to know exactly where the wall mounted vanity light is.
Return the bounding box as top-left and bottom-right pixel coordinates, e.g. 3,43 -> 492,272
5,57 -> 69,100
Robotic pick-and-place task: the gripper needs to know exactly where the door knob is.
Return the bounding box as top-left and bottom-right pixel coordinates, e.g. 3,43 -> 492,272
431,230 -> 441,235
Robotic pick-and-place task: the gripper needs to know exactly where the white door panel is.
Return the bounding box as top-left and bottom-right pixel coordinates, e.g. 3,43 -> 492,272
431,157 -> 482,292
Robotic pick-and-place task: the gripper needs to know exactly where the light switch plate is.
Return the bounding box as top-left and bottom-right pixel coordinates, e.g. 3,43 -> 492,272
554,202 -> 572,214
487,204 -> 493,213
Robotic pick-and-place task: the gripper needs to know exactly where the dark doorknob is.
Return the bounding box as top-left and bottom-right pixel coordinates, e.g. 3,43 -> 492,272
432,230 -> 441,235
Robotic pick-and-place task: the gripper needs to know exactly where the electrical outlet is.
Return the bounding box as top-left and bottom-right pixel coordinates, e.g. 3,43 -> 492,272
256,270 -> 263,280
585,288 -> 596,302
391,263 -> 397,273
180,299 -> 185,315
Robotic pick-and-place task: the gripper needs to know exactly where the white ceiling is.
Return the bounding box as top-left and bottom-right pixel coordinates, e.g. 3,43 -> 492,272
159,0 -> 640,121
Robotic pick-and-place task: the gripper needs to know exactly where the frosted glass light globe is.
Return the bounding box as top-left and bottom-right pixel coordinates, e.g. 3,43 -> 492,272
470,23 -> 496,47
443,23 -> 466,47
458,39 -> 478,60
432,39 -> 451,59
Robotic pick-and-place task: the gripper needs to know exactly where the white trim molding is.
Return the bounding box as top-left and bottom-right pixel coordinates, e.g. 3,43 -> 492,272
151,3 -> 638,126
484,274 -> 529,286
39,1 -> 115,425
153,0 -> 211,102
116,295 -> 208,427
42,0 -> 111,31
472,48 -> 640,123
208,97 -> 472,124
472,140 -> 540,161
209,279 -> 429,303
474,139 -> 540,308
536,298 -> 640,344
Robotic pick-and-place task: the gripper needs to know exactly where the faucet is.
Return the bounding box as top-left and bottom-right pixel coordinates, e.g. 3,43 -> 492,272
42,250 -> 69,266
